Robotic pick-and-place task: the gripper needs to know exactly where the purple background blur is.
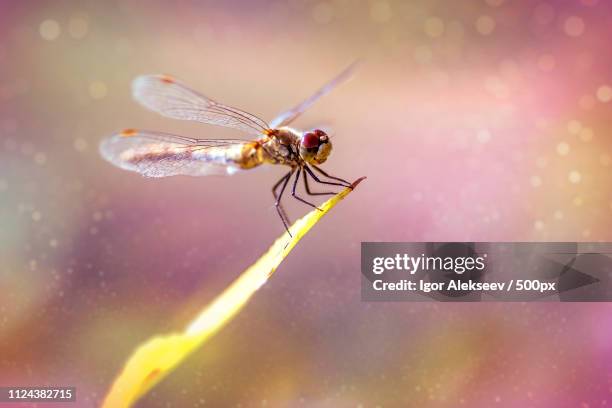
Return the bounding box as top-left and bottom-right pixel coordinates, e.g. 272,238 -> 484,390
1,0 -> 612,407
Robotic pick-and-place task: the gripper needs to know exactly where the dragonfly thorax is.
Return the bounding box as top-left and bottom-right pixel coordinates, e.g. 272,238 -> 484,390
263,127 -> 332,166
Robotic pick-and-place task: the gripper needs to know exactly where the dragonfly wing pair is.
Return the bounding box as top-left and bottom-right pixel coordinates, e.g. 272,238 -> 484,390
100,62 -> 358,177
268,61 -> 359,129
99,130 -> 250,177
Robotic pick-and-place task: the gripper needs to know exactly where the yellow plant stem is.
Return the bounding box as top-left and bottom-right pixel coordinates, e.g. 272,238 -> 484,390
101,177 -> 365,408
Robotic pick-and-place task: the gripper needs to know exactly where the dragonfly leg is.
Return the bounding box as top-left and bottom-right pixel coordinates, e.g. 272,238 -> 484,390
310,164 -> 352,187
291,168 -> 323,211
273,170 -> 294,236
272,172 -> 291,223
304,165 -> 351,189
303,168 -> 336,196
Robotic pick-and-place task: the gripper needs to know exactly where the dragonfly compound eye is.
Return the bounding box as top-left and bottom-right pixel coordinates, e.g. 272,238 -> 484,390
302,132 -> 320,149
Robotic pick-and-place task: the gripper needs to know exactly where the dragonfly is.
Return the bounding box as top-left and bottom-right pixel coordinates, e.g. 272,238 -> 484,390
100,62 -> 358,235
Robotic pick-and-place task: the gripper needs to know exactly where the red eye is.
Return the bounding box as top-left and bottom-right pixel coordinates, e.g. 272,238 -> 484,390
302,132 -> 319,149
314,129 -> 329,143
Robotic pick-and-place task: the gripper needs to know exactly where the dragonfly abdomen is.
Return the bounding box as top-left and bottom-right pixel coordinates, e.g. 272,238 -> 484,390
192,142 -> 264,170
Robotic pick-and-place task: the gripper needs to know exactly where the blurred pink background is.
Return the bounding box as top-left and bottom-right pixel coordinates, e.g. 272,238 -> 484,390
1,0 -> 612,407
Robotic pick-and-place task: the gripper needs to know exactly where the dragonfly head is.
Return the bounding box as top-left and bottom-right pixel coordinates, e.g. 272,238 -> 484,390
299,129 -> 332,165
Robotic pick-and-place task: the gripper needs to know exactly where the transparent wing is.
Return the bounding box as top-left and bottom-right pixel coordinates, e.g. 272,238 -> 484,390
132,74 -> 271,135
99,129 -> 250,178
269,61 -> 360,129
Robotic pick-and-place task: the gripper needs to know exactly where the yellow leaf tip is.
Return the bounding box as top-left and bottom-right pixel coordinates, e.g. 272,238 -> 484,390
350,176 -> 367,189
